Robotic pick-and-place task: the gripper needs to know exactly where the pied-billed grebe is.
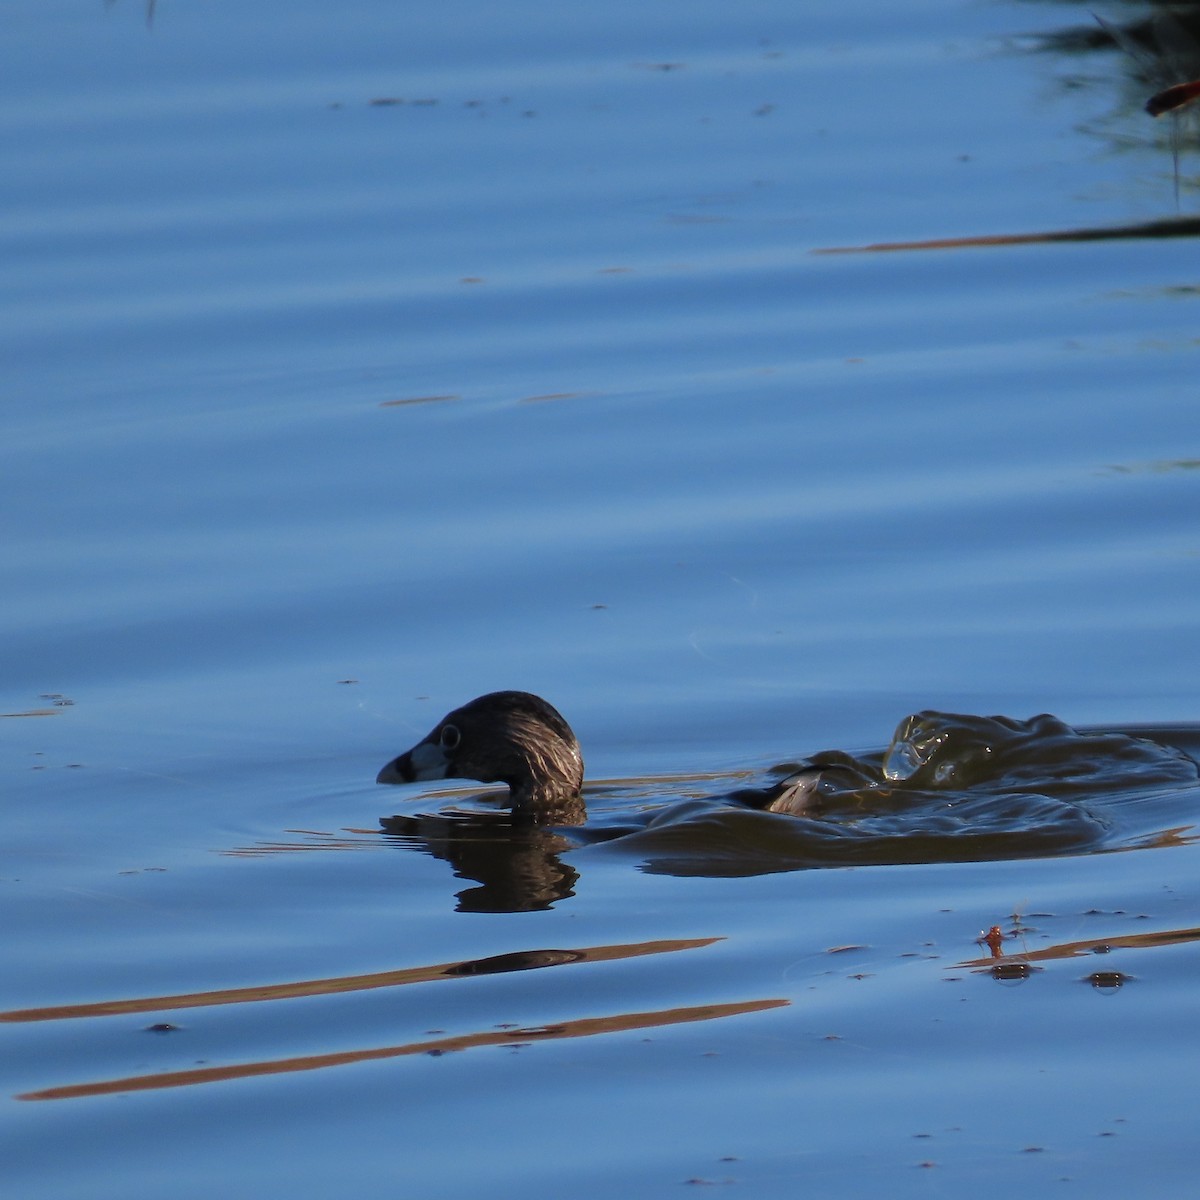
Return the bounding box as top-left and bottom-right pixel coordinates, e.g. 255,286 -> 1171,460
377,691 -> 584,816
377,691 -> 1200,825
377,690 -> 864,821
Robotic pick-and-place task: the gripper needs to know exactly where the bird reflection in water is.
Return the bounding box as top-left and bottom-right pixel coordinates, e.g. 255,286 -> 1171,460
380,808 -> 581,912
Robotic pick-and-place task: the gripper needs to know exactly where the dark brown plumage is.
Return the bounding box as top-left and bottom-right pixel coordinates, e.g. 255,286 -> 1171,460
377,691 -> 584,819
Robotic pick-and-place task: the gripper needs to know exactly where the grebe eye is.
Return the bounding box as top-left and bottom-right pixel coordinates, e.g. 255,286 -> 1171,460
439,724 -> 461,751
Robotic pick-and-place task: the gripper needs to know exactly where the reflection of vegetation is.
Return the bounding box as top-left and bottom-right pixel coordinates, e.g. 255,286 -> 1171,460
958,918 -> 1200,973
1039,6 -> 1200,110
1,693 -> 72,719
7,936 -> 786,1105
18,997 -> 785,1102
0,936 -> 720,1024
815,6 -> 1200,251
813,215 -> 1200,255
105,0 -> 156,28
1103,458 -> 1200,475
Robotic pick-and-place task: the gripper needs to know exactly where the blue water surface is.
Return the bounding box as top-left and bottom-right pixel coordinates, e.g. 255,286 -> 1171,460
3,0 -> 1199,1196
